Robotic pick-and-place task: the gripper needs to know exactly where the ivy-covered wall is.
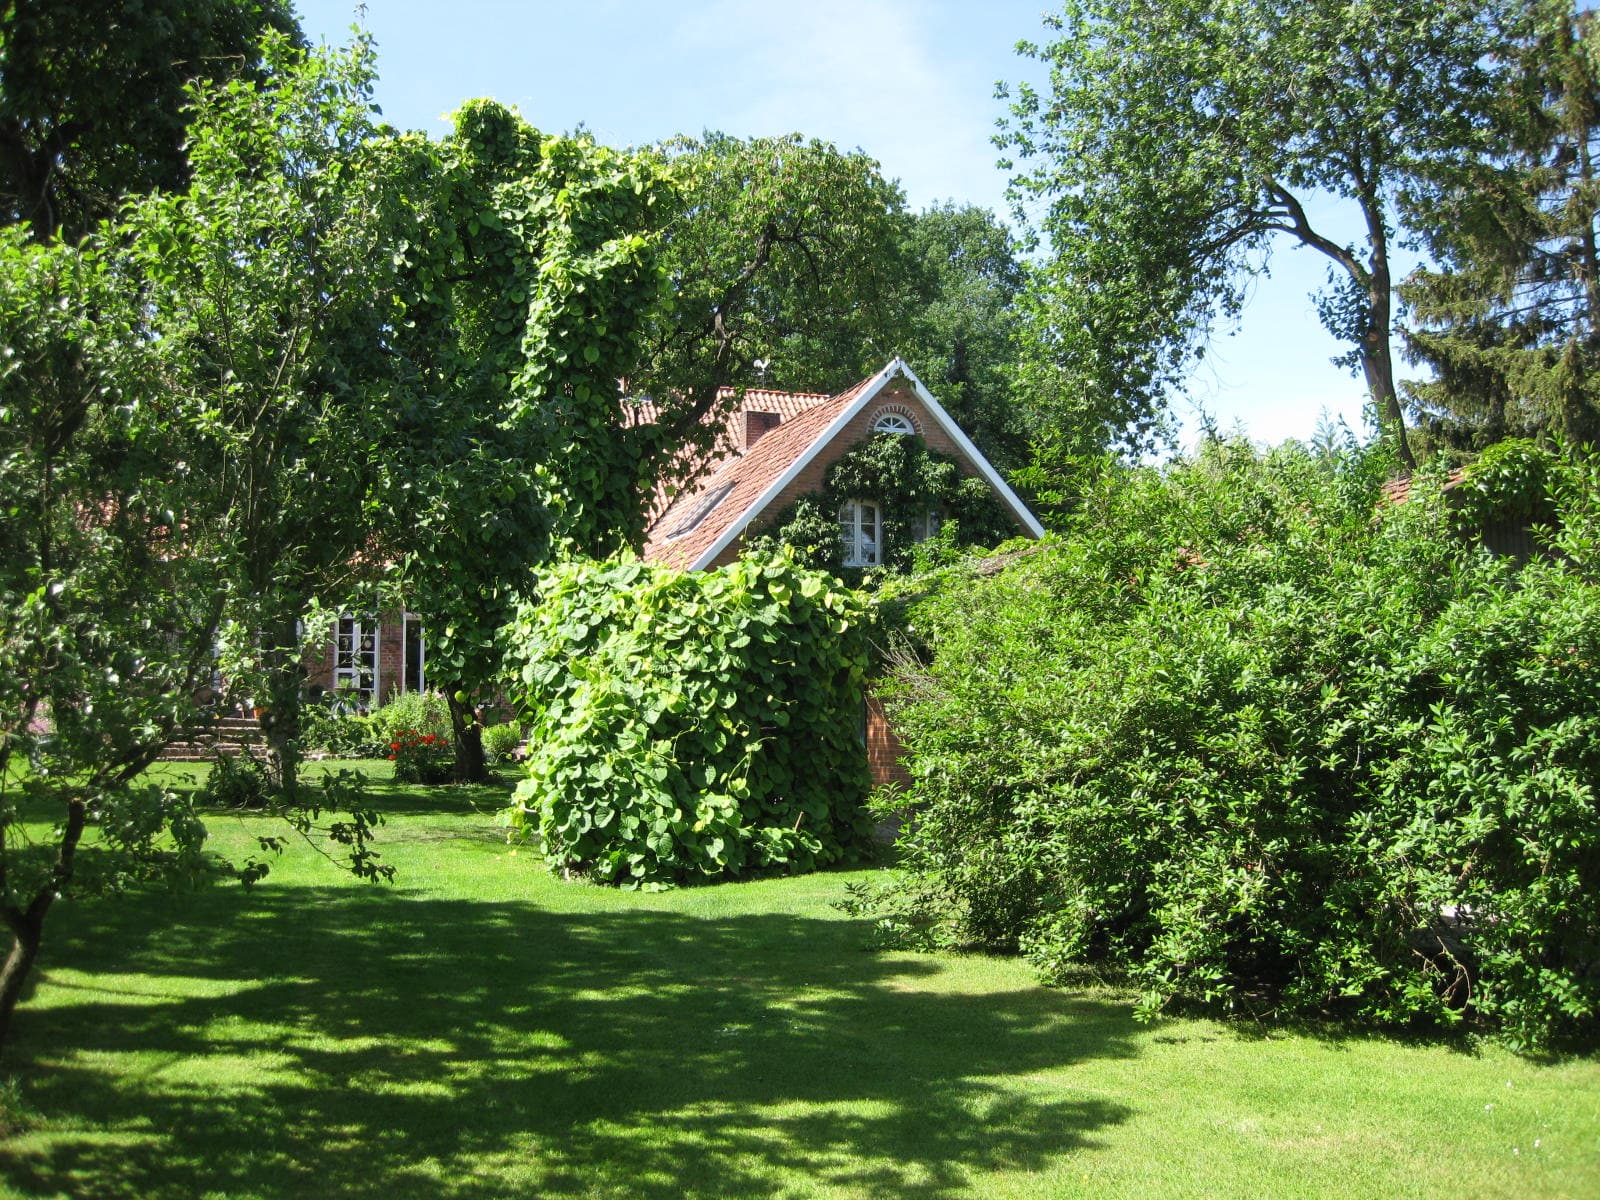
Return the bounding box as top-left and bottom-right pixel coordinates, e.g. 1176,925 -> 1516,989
747,432 -> 1014,579
504,553 -> 877,886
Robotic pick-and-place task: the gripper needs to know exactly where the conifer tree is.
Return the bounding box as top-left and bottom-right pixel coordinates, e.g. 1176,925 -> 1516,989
1403,2 -> 1600,451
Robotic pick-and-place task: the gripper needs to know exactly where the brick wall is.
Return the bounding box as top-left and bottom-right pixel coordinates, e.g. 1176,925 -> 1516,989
377,616 -> 405,703
705,381 -> 989,568
865,690 -> 911,789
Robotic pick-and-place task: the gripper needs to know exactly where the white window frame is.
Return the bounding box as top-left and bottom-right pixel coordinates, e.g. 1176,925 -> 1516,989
333,615 -> 379,711
839,499 -> 881,567
873,411 -> 916,435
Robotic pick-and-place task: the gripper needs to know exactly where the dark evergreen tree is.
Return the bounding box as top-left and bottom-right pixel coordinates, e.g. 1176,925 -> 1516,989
1403,2 -> 1600,452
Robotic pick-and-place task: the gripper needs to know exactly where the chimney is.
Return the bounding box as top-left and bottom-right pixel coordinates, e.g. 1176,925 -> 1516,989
743,410 -> 781,449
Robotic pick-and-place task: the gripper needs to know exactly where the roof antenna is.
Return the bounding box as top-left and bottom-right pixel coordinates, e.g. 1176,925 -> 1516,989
753,358 -> 771,385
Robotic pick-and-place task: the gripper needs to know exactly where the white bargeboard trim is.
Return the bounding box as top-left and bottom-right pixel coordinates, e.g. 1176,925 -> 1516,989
688,357 -> 1044,569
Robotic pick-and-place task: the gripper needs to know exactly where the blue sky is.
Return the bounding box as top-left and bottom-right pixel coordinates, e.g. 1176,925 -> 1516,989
295,0 -> 1393,448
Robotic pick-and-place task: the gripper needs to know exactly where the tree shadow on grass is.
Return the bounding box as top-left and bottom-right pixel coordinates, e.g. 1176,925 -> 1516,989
2,883 -> 1138,1199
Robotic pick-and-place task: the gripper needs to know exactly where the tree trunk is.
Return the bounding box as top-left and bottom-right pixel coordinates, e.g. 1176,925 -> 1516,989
446,690 -> 488,784
1269,179 -> 1417,471
1360,327 -> 1416,471
0,794 -> 84,1054
1358,208 -> 1416,471
262,615 -> 303,800
0,910 -> 44,1053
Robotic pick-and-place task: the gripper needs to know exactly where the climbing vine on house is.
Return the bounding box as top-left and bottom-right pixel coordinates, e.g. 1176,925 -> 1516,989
503,553 -> 877,887
747,432 -> 1014,578
1449,437 -> 1562,535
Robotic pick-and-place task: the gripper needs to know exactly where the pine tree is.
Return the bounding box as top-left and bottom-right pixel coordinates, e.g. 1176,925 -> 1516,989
1403,2 -> 1600,452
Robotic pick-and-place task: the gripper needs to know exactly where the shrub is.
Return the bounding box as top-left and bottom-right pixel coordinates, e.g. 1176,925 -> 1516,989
868,439 -> 1600,1050
388,729 -> 453,785
300,705 -> 384,758
371,691 -> 452,746
505,552 -> 875,887
197,749 -> 272,809
481,721 -> 524,765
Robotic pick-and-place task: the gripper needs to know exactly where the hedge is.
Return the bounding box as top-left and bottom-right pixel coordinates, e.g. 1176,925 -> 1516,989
865,439 -> 1600,1050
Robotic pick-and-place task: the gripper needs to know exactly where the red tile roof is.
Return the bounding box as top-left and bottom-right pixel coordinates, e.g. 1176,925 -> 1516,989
632,387 -> 835,526
1381,468 -> 1466,505
642,376 -> 877,570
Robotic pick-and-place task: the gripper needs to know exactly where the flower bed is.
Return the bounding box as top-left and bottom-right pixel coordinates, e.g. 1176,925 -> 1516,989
389,729 -> 453,785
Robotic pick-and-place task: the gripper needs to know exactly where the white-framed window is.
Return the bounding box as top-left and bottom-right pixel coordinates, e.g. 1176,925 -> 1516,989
839,499 -> 880,567
918,509 -> 943,542
402,613 -> 426,694
873,411 -> 916,435
333,615 -> 378,710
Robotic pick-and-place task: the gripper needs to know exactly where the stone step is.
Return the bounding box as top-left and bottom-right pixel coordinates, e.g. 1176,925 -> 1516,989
160,711 -> 265,762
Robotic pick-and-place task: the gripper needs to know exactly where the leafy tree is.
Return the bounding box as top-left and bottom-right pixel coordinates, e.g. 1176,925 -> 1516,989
634,133 -> 916,470
0,0 -> 302,241
379,102 -> 667,782
0,213 -> 392,1052
900,204 -> 1028,471
1403,2 -> 1600,451
127,32 -> 408,793
1001,0 -> 1501,464
0,231 -> 220,1046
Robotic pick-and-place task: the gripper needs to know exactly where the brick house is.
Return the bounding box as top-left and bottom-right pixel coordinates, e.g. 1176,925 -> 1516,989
638,356 -> 1044,786
295,358 -> 1042,787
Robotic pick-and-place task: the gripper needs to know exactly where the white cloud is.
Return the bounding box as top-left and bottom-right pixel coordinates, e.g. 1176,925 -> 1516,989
664,0 -> 1017,212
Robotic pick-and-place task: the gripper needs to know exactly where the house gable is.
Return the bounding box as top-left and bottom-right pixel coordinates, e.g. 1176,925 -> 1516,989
641,358 -> 1043,572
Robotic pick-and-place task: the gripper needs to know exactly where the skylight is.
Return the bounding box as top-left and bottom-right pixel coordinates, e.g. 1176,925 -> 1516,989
664,483 -> 735,540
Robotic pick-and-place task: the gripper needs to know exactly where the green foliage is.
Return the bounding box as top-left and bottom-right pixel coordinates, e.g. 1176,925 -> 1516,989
750,432 -> 1014,579
127,31 -> 413,792
0,34 -> 399,1048
377,101 -> 669,782
480,722 -> 524,765
870,438 -> 1600,1049
1451,437 -> 1562,532
631,132 -> 918,489
370,692 -> 453,747
0,0 -> 303,241
197,751 -> 272,811
300,706 -> 382,759
1402,3 -> 1600,450
646,132 -> 913,393
387,730 -> 453,786
505,554 -> 875,886
898,205 -> 1028,471
0,218 -> 231,1041
1000,0 -> 1502,462
0,1075 -> 38,1137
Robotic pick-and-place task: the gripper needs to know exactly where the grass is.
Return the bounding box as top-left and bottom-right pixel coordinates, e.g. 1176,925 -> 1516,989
0,763 -> 1597,1199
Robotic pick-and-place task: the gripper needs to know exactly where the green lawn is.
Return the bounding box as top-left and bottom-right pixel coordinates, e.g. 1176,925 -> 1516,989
1,764 -> 1597,1199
